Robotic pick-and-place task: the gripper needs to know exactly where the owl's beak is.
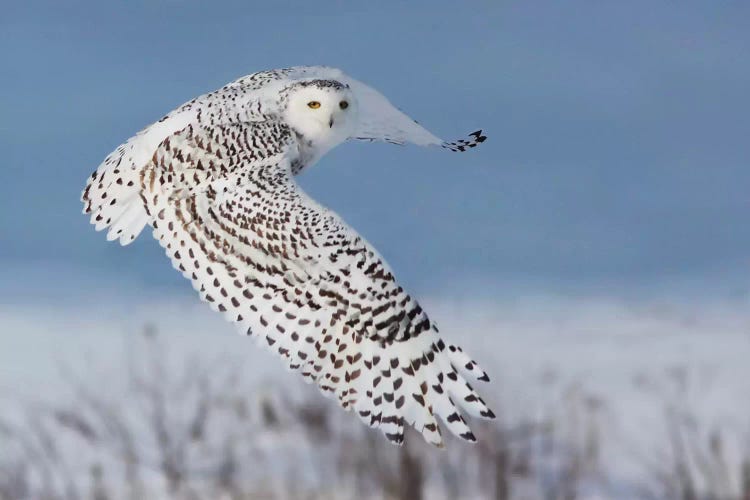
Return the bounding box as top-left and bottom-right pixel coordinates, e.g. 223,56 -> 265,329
328,116 -> 334,128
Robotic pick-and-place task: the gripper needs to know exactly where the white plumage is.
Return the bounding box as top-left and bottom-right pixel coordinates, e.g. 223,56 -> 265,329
82,66 -> 491,446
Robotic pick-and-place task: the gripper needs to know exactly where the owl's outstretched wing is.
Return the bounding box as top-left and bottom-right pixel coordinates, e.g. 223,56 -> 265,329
342,74 -> 486,151
141,120 -> 494,446
259,66 -> 488,150
81,68 -> 289,246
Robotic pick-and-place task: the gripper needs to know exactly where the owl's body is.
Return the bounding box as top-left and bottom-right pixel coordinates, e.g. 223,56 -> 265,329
82,66 -> 490,446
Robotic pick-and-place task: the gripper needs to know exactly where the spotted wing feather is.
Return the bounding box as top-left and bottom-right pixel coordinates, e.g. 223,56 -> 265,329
141,121 -> 494,446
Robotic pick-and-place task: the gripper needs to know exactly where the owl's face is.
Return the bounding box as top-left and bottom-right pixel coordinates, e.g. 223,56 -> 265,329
282,80 -> 357,152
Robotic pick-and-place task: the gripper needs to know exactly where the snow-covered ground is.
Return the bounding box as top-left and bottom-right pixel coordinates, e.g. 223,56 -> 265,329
1,292 -> 748,498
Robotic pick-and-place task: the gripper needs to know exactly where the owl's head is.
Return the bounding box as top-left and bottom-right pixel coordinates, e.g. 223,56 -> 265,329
280,79 -> 357,150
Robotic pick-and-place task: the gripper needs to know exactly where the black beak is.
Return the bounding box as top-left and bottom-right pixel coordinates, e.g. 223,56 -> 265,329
328,117 -> 334,128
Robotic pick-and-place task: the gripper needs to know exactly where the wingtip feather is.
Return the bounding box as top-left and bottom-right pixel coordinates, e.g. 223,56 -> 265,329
442,130 -> 487,152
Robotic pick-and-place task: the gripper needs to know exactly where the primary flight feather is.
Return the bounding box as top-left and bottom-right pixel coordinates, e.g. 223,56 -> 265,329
81,66 -> 491,446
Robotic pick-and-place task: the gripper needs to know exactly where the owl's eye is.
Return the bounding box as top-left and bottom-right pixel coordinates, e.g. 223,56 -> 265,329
307,101 -> 321,109
339,100 -> 349,110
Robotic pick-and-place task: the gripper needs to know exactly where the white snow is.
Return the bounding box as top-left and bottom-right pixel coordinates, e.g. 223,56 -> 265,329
1,292 -> 748,498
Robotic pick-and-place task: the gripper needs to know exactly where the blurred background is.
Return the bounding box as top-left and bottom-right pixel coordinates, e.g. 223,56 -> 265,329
1,1 -> 749,499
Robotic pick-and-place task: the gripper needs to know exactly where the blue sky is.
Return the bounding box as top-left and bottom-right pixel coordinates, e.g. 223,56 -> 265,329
1,1 -> 749,299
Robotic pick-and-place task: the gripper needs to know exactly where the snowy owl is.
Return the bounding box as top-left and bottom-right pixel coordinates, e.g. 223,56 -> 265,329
82,66 -> 492,446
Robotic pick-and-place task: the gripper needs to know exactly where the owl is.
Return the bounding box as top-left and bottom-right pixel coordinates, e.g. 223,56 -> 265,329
82,66 -> 491,446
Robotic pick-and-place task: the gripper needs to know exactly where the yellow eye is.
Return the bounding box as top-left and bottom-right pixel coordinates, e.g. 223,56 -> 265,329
339,100 -> 349,110
307,101 -> 321,109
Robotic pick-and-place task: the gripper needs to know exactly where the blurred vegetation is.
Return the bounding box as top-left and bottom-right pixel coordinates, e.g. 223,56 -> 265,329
0,326 -> 747,500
